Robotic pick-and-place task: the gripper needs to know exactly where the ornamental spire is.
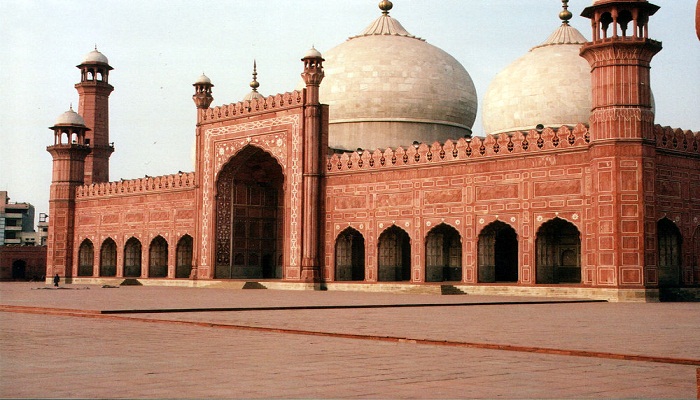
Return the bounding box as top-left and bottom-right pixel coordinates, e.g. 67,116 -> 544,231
559,0 -> 573,26
250,60 -> 260,92
379,0 -> 392,15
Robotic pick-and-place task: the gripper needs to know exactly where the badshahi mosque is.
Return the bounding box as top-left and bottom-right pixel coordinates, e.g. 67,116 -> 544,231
46,0 -> 700,301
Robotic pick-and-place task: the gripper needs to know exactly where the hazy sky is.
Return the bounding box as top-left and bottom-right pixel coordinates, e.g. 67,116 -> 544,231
1,0 -> 698,226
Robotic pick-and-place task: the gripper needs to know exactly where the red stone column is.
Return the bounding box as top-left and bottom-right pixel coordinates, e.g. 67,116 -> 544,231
299,48 -> 325,283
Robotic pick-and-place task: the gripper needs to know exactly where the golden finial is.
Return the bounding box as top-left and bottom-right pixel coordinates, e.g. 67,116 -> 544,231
379,0 -> 393,15
559,0 -> 572,25
250,60 -> 260,91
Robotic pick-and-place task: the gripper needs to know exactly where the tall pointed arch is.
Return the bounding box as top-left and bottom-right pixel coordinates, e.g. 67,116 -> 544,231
535,218 -> 581,284
176,235 -> 193,279
335,227 -> 365,281
378,225 -> 411,282
149,236 -> 168,278
124,237 -> 142,278
657,218 -> 681,287
78,239 -> 94,277
99,238 -> 117,277
425,223 -> 462,282
478,221 -> 518,283
215,145 -> 284,279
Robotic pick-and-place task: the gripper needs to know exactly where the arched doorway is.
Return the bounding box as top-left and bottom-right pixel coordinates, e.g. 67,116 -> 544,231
378,225 -> 411,282
124,237 -> 142,278
335,228 -> 365,281
176,235 -> 193,279
215,146 -> 284,279
478,221 -> 518,283
536,218 -> 581,284
100,238 -> 117,277
78,239 -> 94,276
425,224 -> 462,282
11,260 -> 26,280
658,218 -> 681,287
149,236 -> 168,278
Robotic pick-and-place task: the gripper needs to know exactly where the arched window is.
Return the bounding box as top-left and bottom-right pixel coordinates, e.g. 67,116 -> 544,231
335,228 -> 365,281
100,238 -> 117,277
149,236 -> 168,278
175,235 -> 193,279
536,218 -> 581,284
378,226 -> 411,282
693,226 -> 700,283
478,221 -> 518,283
425,224 -> 461,282
658,218 -> 681,287
124,237 -> 142,278
78,239 -> 94,277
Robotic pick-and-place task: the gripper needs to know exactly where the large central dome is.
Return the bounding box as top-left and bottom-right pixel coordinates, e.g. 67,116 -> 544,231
320,1 -> 477,151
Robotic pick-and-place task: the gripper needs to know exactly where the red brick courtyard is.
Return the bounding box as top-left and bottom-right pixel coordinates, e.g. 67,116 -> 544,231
1,282 -> 698,398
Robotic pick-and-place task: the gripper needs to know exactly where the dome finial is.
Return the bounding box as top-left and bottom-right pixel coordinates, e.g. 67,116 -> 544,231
250,60 -> 260,92
559,0 -> 573,25
379,0 -> 392,15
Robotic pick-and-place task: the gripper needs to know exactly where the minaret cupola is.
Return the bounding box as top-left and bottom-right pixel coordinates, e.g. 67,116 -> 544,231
193,73 -> 214,109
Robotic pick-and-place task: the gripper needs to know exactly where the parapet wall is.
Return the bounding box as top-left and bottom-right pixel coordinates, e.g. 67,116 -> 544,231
76,172 -> 195,199
326,124 -> 700,173
201,91 -> 305,124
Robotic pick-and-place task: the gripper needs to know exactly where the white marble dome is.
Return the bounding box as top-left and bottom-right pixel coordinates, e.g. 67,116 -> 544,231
53,107 -> 86,127
319,5 -> 477,151
482,23 -> 591,135
195,73 -> 212,85
82,48 -> 109,64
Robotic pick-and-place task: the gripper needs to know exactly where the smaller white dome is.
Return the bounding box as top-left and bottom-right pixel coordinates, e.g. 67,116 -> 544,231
82,48 -> 109,64
53,107 -> 86,127
243,91 -> 264,101
195,73 -> 212,85
303,46 -> 323,59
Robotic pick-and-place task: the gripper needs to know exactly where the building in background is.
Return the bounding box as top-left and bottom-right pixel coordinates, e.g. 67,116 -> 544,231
0,191 -> 48,279
45,0 -> 699,301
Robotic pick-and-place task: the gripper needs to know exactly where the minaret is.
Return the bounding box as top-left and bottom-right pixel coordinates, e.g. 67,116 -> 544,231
299,46 -> 325,283
75,47 -> 114,185
46,107 -> 91,281
191,73 -> 214,279
579,0 -> 662,289
580,0 -> 661,141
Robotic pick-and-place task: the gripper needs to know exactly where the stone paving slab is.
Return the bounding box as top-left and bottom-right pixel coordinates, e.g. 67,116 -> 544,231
1,282 -> 699,398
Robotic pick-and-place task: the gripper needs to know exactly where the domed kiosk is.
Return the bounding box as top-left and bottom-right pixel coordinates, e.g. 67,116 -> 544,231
482,2 -> 591,135
320,0 -> 477,151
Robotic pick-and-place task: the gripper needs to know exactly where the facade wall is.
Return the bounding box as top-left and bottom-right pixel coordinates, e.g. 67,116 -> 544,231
0,245 -> 47,280
324,124 -> 700,288
70,172 -> 196,278
193,91 -> 320,281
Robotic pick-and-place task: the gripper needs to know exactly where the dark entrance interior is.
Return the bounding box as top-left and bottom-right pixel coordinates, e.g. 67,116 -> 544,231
335,227 -> 365,281
378,226 -> 411,282
657,218 -> 681,287
425,223 -> 462,282
11,260 -> 26,280
536,218 -> 581,284
215,146 -> 284,279
478,221 -> 518,283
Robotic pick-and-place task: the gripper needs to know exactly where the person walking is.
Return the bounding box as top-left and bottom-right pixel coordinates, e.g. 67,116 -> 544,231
53,274 -> 60,287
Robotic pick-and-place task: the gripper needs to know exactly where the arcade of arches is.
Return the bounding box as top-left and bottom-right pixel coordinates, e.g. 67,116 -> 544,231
77,235 -> 193,278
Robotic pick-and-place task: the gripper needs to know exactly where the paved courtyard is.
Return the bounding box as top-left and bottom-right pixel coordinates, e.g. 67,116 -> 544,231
1,282 -> 698,398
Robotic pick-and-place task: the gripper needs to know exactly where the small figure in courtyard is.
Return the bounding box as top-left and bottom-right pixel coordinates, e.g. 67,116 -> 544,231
53,274 -> 60,287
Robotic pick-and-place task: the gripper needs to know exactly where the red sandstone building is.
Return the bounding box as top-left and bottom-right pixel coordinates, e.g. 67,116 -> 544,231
46,0 -> 699,301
